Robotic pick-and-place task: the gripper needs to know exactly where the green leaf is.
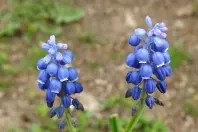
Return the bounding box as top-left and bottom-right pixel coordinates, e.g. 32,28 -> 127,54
169,41 -> 190,69
109,114 -> 122,132
54,7 -> 84,24
28,124 -> 48,132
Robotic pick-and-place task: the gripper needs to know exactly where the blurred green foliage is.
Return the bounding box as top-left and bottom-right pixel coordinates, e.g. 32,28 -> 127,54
23,47 -> 46,71
78,32 -> 95,44
6,96 -> 169,132
133,116 -> 168,132
192,1 -> 198,16
0,0 -> 84,37
7,96 -> 168,132
169,41 -> 190,69
0,51 -> 15,75
0,49 -> 15,90
183,100 -> 198,117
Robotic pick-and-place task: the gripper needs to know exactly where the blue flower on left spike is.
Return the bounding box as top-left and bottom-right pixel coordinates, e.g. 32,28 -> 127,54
125,16 -> 172,113
36,35 -> 84,130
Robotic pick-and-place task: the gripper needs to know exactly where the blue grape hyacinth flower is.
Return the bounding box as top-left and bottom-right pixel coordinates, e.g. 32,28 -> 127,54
125,16 -> 172,113
37,35 -> 84,131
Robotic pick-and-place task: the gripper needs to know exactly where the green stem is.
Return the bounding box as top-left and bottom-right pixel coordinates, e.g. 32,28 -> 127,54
109,114 -> 121,132
65,109 -> 77,132
125,91 -> 146,132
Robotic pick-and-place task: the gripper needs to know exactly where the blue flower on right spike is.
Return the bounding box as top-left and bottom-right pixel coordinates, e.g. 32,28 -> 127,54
125,16 -> 172,112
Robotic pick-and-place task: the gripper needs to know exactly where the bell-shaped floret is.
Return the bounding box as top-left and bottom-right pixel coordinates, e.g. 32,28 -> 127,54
163,52 -> 170,64
38,80 -> 50,90
152,52 -> 165,67
45,89 -> 56,107
154,66 -> 166,81
46,63 -> 58,76
37,70 -> 49,84
135,48 -> 149,63
125,71 -> 142,85
128,35 -> 141,46
125,53 -> 140,68
37,58 -> 48,70
50,79 -> 62,93
58,67 -> 69,82
145,96 -> 155,109
156,81 -> 167,93
131,87 -> 141,100
140,64 -> 153,79
163,65 -> 172,77
72,98 -> 84,111
55,106 -> 65,118
58,122 -> 65,130
63,82 -> 75,95
74,82 -> 83,93
125,88 -> 132,98
62,95 -> 71,108
144,79 -> 156,94
68,67 -> 78,81
153,37 -> 169,52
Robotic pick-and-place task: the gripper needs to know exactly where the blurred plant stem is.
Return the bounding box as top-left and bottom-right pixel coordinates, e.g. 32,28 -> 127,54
125,90 -> 146,132
65,109 -> 76,132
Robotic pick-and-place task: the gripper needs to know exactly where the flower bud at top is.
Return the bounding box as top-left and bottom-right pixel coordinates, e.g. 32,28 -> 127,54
57,43 -> 68,50
55,52 -> 63,61
134,28 -> 146,37
42,43 -> 50,50
145,16 -> 152,28
62,52 -> 73,64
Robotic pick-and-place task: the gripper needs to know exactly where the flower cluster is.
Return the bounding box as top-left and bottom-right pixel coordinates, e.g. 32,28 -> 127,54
37,35 -> 84,130
125,16 -> 172,111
